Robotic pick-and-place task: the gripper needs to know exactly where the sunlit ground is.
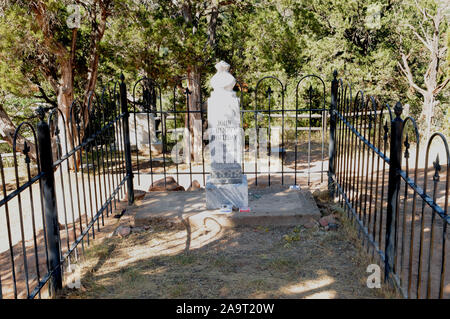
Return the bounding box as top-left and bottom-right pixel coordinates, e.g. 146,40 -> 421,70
61,214 -> 389,299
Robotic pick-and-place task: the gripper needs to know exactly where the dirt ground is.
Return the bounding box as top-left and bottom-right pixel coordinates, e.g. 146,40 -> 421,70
59,201 -> 394,299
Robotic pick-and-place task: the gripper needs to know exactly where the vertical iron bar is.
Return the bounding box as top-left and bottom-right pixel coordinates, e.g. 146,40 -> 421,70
426,155 -> 440,298
0,154 -> 17,298
149,85 -> 155,186
294,85 -> 299,186
186,88 -> 193,187
400,135 -> 410,286
308,86 -> 312,186
37,108 -> 62,297
328,71 -> 337,198
81,112 -> 95,240
120,74 -> 134,204
367,108 -> 377,237
385,102 -> 403,282
281,86 -> 285,185
343,94 -> 354,213
373,114 -> 383,246
13,144 -> 30,297
267,86 -> 271,186
379,120 -> 389,248
255,88 -> 258,186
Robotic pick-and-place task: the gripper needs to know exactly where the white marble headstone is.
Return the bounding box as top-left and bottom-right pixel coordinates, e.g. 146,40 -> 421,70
206,61 -> 248,209
207,61 -> 242,165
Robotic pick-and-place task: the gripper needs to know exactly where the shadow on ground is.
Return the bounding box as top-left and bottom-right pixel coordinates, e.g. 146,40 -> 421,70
60,205 -> 384,299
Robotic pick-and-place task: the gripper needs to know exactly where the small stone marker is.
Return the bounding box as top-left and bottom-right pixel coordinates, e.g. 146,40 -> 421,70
206,61 -> 248,209
129,113 -> 163,154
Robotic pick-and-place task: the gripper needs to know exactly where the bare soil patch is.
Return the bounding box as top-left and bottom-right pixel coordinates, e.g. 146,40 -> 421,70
60,203 -> 391,299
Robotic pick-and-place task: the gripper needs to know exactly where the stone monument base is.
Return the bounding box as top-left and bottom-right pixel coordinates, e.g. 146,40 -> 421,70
206,175 -> 248,209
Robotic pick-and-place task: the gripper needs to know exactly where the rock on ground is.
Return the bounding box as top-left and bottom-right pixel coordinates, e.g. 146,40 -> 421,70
148,177 -> 185,192
313,189 -> 330,202
304,219 -> 319,229
116,225 -> 131,238
319,214 -> 337,227
125,189 -> 147,200
187,180 -> 202,191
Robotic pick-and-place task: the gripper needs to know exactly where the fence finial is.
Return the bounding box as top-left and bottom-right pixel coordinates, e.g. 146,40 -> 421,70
394,102 -> 403,118
35,106 -> 46,121
433,154 -> 441,182
333,70 -> 338,79
120,73 -> 125,82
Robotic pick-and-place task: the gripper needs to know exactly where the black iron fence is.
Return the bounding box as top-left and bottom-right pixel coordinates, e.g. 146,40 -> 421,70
0,69 -> 448,299
130,75 -> 328,190
0,76 -> 134,298
329,71 -> 449,298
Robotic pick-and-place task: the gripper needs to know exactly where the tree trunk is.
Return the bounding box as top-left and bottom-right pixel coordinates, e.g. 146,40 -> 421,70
186,65 -> 203,162
207,5 -> 219,47
397,3 -> 449,143
419,92 -> 435,143
56,58 -> 78,169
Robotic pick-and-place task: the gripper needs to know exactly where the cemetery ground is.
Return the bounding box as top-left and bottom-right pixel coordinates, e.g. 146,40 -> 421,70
58,185 -> 397,299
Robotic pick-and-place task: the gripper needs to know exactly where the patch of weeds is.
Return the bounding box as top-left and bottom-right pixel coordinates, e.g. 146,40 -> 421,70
269,257 -> 297,272
173,253 -> 197,266
292,225 -> 302,233
142,259 -> 158,269
211,255 -> 235,272
258,253 -> 271,261
84,239 -> 116,260
169,282 -> 188,298
84,281 -> 109,296
212,255 -> 230,267
331,204 -> 400,299
121,268 -> 142,282
256,225 -> 270,232
247,279 -> 268,290
282,228 -> 302,248
320,229 -> 341,244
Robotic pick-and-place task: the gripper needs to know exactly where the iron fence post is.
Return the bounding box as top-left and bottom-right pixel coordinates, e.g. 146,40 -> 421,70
120,74 -> 134,204
385,102 -> 403,282
328,70 -> 338,198
36,107 -> 62,297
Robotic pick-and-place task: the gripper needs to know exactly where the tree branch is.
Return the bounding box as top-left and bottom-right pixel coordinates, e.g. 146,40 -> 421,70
433,78 -> 450,95
34,86 -> 57,107
406,24 -> 432,52
398,52 -> 426,96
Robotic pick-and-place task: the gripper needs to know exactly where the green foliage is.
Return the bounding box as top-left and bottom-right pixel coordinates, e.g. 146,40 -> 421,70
0,0 -> 448,134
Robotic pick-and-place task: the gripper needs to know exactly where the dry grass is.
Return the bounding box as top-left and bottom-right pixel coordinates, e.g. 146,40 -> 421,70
331,204 -> 402,299
58,206 -> 391,299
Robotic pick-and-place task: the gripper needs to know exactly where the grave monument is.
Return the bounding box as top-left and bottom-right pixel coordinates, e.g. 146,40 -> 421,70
206,61 -> 248,209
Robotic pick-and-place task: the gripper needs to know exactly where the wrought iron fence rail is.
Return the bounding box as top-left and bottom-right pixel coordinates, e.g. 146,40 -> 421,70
398,170 -> 448,222
335,111 -> 390,165
0,172 -> 45,207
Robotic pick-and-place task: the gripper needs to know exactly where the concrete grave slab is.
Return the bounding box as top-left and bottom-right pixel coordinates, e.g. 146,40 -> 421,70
131,186 -> 320,229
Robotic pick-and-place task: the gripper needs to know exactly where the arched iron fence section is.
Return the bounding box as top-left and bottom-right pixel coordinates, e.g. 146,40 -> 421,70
0,76 -> 133,299
0,70 -> 448,299
130,74 -> 328,190
329,71 -> 449,299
